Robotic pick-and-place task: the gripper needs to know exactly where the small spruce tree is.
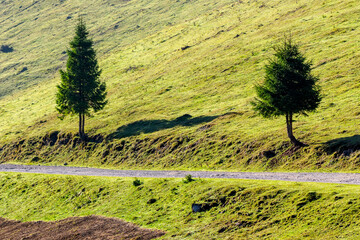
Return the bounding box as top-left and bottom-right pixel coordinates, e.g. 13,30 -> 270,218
56,18 -> 107,139
252,38 -> 321,146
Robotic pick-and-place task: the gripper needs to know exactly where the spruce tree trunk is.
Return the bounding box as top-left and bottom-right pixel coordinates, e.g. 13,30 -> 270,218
79,113 -> 86,140
286,113 -> 303,147
82,114 -> 85,139
79,113 -> 83,139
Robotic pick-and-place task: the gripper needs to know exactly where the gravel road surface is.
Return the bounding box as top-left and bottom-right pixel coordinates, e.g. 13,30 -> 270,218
1,164 -> 360,185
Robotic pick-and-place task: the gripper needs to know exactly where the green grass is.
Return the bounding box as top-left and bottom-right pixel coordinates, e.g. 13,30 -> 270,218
0,0 -> 360,171
0,0 -> 234,97
1,172 -> 360,239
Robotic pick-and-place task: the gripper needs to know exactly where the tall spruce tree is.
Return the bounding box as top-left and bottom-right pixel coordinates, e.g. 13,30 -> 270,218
56,18 -> 107,139
252,38 -> 321,146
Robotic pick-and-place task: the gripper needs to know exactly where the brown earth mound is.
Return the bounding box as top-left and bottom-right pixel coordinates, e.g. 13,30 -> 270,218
0,215 -> 166,240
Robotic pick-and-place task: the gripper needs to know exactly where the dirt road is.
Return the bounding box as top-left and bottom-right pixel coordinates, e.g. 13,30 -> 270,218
1,164 -> 360,185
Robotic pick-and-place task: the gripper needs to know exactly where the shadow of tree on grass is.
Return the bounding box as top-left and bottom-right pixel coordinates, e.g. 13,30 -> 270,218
323,135 -> 360,155
106,114 -> 219,140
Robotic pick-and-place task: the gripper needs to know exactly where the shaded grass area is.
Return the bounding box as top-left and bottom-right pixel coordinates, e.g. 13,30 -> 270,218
325,135 -> 360,154
107,114 -> 218,140
1,172 -> 360,239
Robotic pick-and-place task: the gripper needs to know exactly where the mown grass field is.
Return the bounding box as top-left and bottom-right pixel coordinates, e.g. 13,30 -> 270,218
1,172 -> 360,239
1,0 -> 359,172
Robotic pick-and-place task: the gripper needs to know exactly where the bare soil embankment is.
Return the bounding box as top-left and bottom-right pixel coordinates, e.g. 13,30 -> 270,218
0,215 -> 165,240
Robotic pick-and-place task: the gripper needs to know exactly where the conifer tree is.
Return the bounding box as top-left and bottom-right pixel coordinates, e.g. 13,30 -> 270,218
56,18 -> 107,139
252,38 -> 321,146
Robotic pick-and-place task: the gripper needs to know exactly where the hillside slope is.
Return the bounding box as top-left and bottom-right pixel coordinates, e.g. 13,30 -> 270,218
0,0 -> 360,171
0,0 -> 233,96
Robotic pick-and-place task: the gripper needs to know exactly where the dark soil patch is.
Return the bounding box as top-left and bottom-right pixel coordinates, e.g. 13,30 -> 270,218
0,215 -> 165,240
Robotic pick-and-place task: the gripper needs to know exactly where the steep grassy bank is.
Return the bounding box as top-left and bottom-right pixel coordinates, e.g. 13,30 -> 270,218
0,0 -> 359,170
2,125 -> 360,172
1,172 -> 360,239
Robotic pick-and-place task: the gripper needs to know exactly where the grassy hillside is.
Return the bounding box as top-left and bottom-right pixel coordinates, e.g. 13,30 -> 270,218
0,0 -> 360,171
1,172 -> 360,239
0,0 -> 234,96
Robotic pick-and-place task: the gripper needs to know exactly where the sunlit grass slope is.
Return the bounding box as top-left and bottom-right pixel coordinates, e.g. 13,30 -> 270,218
0,0 -> 234,96
1,173 -> 360,239
0,0 -> 360,171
